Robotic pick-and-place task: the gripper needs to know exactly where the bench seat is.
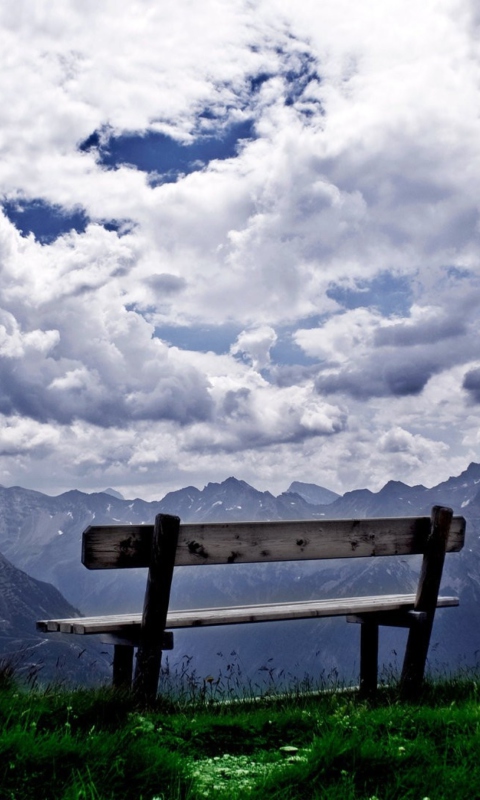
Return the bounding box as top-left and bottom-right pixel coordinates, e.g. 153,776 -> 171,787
37,592 -> 459,635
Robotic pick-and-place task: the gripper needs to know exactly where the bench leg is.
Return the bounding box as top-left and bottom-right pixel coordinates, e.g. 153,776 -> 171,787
133,514 -> 180,704
400,613 -> 431,699
113,645 -> 134,690
133,645 -> 163,702
400,506 -> 452,699
359,622 -> 378,697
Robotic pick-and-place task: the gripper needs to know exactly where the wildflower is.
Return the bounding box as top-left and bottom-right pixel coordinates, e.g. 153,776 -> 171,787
279,746 -> 299,757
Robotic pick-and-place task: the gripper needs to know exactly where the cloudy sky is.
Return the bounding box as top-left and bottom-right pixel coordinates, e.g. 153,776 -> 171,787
1,0 -> 480,500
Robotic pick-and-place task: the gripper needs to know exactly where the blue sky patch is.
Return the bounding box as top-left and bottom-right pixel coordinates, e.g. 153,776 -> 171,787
327,273 -> 413,316
249,72 -> 273,93
283,54 -> 321,108
446,266 -> 475,281
3,199 -> 88,244
80,119 -> 255,183
270,331 -> 319,366
101,219 -> 135,236
155,321 -> 322,366
155,323 -> 242,354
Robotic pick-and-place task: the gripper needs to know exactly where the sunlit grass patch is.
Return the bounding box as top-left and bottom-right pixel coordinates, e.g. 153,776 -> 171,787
187,744 -> 314,798
189,752 -> 282,797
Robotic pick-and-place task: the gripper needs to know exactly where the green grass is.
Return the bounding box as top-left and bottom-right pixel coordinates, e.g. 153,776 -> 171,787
2,669 -> 480,799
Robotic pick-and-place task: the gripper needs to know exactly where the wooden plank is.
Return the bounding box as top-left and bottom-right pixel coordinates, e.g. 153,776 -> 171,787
82,515 -> 466,570
133,514 -> 180,703
401,505 -> 452,697
37,614 -> 143,634
36,593 -> 459,634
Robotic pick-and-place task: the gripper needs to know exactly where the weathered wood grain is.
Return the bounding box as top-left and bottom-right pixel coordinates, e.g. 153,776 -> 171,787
82,515 -> 466,570
36,592 -> 459,634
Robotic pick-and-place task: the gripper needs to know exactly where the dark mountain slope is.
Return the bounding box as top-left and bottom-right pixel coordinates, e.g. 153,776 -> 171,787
0,550 -> 110,685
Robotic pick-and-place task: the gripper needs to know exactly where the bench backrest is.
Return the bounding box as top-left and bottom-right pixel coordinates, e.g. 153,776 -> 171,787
82,515 -> 466,570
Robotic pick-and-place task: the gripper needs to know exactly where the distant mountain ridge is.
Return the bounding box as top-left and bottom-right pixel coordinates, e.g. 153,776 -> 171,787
327,461 -> 480,518
157,476 -> 332,522
0,477 -> 337,619
1,468 -> 480,612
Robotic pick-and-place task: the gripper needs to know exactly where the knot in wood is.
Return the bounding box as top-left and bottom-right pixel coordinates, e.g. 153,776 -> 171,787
296,538 -> 308,548
187,540 -> 209,559
118,537 -> 135,555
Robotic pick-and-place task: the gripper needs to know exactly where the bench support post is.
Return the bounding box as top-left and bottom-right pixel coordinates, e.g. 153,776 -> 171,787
359,622 -> 379,697
133,513 -> 180,704
400,505 -> 452,699
113,645 -> 134,690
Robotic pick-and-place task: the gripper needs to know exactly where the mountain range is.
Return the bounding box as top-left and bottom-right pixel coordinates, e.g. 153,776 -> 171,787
2,464 -> 480,686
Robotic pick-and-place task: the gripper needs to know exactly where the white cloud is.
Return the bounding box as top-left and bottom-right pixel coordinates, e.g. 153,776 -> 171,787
0,416 -> 60,457
378,426 -> 448,460
0,0 -> 479,498
230,325 -> 277,370
295,308 -> 381,363
0,309 -> 59,358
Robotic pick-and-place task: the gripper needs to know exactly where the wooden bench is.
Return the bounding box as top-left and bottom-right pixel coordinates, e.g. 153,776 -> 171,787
37,505 -> 466,701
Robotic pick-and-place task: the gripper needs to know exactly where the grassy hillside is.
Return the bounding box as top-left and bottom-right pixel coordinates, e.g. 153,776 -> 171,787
1,666 -> 480,799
